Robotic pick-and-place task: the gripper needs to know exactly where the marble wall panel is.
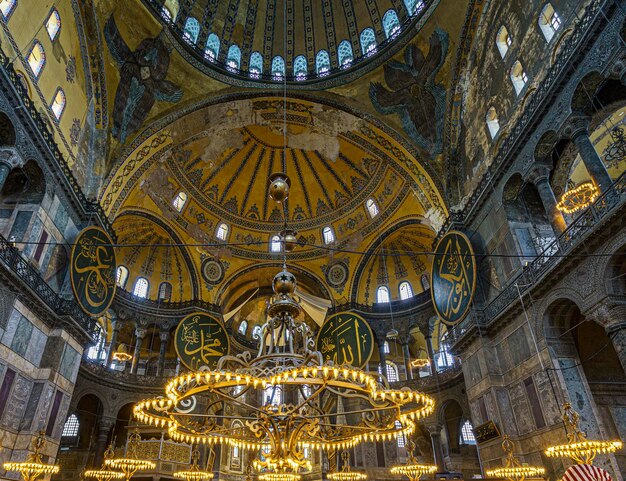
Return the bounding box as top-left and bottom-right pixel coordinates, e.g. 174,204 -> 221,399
19,382 -> 43,430
534,371 -> 562,426
495,389 -> 518,435
2,374 -> 32,430
59,345 -> 80,382
509,326 -> 531,366
24,326 -> 46,367
509,382 -> 534,434
2,308 -> 22,347
35,384 -> 55,433
10,315 -> 33,357
558,358 -> 600,437
9,210 -> 32,243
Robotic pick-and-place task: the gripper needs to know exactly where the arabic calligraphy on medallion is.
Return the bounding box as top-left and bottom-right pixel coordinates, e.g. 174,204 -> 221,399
316,312 -> 374,368
70,227 -> 117,316
431,231 -> 476,326
174,312 -> 230,371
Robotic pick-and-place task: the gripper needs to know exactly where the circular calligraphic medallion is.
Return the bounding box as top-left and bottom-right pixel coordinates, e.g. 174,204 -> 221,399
325,262 -> 349,289
70,226 -> 117,317
316,312 -> 374,369
175,312 -> 230,371
201,259 -> 225,285
431,230 -> 477,326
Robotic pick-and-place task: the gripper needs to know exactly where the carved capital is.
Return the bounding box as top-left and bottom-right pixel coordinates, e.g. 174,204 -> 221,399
135,327 -> 147,339
99,416 -> 116,432
425,423 -> 443,436
526,164 -> 552,186
561,114 -> 591,140
0,146 -> 24,169
159,331 -> 171,342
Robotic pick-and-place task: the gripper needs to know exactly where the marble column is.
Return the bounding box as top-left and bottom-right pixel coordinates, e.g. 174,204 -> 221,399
528,165 -> 567,235
157,331 -> 170,376
378,338 -> 388,379
0,161 -> 11,192
426,424 -> 446,472
106,319 -> 121,367
401,336 -> 413,380
568,117 -> 613,192
424,333 -> 439,378
130,327 -> 146,374
607,323 -> 626,374
94,417 -> 115,466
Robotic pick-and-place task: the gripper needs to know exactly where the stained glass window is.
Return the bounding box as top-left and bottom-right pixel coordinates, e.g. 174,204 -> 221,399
50,88 -> 65,120
293,55 -> 307,80
183,17 -> 200,44
173,191 -> 187,211
45,9 -> 61,41
337,40 -> 353,67
205,34 -> 220,61
27,41 -> 46,78
360,28 -> 377,55
399,281 -> 413,300
316,50 -> 330,76
116,266 -> 129,288
271,56 -> 285,80
0,0 -> 16,19
377,286 -> 390,303
249,51 -> 263,78
227,44 -> 241,71
382,10 -> 401,39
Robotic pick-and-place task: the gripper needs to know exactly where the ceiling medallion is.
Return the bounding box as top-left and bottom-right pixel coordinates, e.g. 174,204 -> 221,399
201,258 -> 225,285
325,262 -> 349,289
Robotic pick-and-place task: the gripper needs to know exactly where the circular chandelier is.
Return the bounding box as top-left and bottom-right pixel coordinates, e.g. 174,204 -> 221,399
83,445 -> 125,481
3,433 -> 60,481
104,431 -> 156,480
390,439 -> 437,481
545,403 -> 622,465
133,173 -> 435,474
485,435 -> 545,481
556,181 -> 600,214
174,447 -> 214,481
327,451 -> 367,481
258,473 -> 302,481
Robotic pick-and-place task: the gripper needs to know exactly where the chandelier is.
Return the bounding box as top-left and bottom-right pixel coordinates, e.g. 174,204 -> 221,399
328,450 -> 367,481
390,439 -> 437,481
3,433 -> 59,481
545,403 -> 622,465
556,182 -> 600,214
133,173 -> 435,475
602,126 -> 626,168
104,431 -> 156,480
485,435 -> 545,481
83,445 -> 125,481
174,447 -> 214,481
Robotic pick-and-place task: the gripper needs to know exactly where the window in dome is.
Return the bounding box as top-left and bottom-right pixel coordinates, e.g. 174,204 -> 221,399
45,9 -> 61,41
496,26 -> 512,58
227,44 -> 241,71
158,282 -> 172,301
133,277 -> 149,298
486,107 -> 500,138
249,51 -> 263,78
316,50 -> 331,76
252,325 -> 262,340
205,34 -> 220,61
116,266 -> 129,288
270,235 -> 282,253
183,17 -> 200,45
337,40 -> 354,67
366,198 -> 379,218
360,28 -> 377,55
216,223 -> 229,241
377,286 -> 390,303
404,0 -> 425,16
386,361 -> 399,382
293,55 -> 308,80
383,340 -> 390,354
421,273 -> 430,292
271,56 -> 285,80
460,420 -> 476,445
399,281 -> 413,300
382,10 -> 401,39
395,420 -> 405,447
27,41 -> 45,79
238,320 -> 248,335
161,0 -> 179,21
62,414 -> 79,437
510,61 -> 528,96
0,0 -> 15,19
322,226 -> 335,244
539,3 -> 561,42
173,191 -> 187,212
50,88 -> 66,120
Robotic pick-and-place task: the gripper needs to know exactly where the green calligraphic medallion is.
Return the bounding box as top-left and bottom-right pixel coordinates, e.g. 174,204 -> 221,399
70,226 -> 117,317
431,230 -> 477,326
175,312 -> 230,371
316,312 -> 374,368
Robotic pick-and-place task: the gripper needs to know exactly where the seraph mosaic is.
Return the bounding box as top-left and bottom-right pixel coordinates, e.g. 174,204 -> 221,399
104,15 -> 183,144
369,29 -> 449,156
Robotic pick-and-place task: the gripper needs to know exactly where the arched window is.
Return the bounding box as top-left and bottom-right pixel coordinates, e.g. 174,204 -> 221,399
50,88 -> 66,120
322,226 -> 335,244
252,325 -> 262,340
420,274 -> 429,292
399,281 -> 413,300
205,34 -> 220,61
158,282 -> 172,301
360,28 -> 377,55
316,50 -> 330,76
386,361 -> 399,382
0,0 -> 16,19
133,277 -> 149,298
62,414 -> 79,437
116,266 -> 129,288
337,40 -> 354,67
366,198 -> 379,218
510,61 -> 528,96
377,286 -> 390,303
183,17 -> 200,44
249,51 -> 263,78
27,41 -> 46,79
216,223 -> 229,241
404,0 -> 425,16
264,385 -> 283,405
539,3 -> 561,42
395,420 -> 405,447
271,56 -> 285,80
460,420 -> 476,445
226,44 -> 241,71
486,107 -> 500,139
293,55 -> 308,80
270,235 -> 282,252
161,0 -> 179,21
382,10 -> 401,39
45,9 -> 61,41
86,326 -> 106,361
383,340 -> 390,354
437,330 -> 454,368
173,191 -> 187,212
496,26 -> 512,58
238,320 -> 248,335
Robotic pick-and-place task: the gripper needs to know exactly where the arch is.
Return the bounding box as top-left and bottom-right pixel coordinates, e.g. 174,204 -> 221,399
50,88 -> 66,120
360,28 -> 377,55
183,17 -> 200,44
62,413 -> 79,437
226,44 -> 241,70
45,8 -> 61,41
0,0 -> 16,19
439,399 -> 464,453
1,159 -> 46,204
133,277 -> 149,298
399,281 -> 413,300
249,51 -> 263,77
73,394 -> 104,449
0,112 -> 16,146
293,55 -> 307,79
158,282 -> 172,301
86,325 -> 106,361
539,3 -> 561,43
337,40 -> 354,67
270,235 -> 281,253
322,226 -> 335,244
460,419 -> 476,445
205,33 -> 220,61
366,198 -> 379,218
510,60 -> 528,96
376,286 -> 390,303
404,0 -> 425,16
382,10 -> 401,39
316,50 -> 330,76
486,107 -> 500,139
173,191 -> 187,212
383,340 -> 390,354
271,56 -> 285,80
605,243 -> 626,296
385,361 -> 399,382
496,25 -> 511,58
216,222 -> 229,241
27,41 -> 46,78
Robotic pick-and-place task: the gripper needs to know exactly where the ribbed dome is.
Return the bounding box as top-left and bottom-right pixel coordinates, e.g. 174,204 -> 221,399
146,0 -> 436,86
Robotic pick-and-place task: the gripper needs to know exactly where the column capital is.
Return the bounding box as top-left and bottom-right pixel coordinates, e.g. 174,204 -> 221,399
562,114 -> 592,140
526,164 -> 552,185
0,146 -> 24,169
425,423 -> 443,436
584,299 -> 626,329
159,331 -> 171,342
99,416 -> 116,431
135,327 -> 147,339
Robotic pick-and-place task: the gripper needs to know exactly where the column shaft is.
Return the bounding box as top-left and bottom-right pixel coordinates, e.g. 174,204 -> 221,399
572,131 -> 613,192
428,425 -> 446,472
378,343 -> 387,379
106,322 -> 120,367
534,177 -> 567,235
402,342 -> 413,380
157,332 -> 170,376
0,162 -> 11,192
608,324 -> 626,374
425,335 -> 439,378
130,328 -> 146,374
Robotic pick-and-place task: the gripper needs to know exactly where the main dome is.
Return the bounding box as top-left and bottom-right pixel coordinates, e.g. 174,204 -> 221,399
144,0 -> 438,86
